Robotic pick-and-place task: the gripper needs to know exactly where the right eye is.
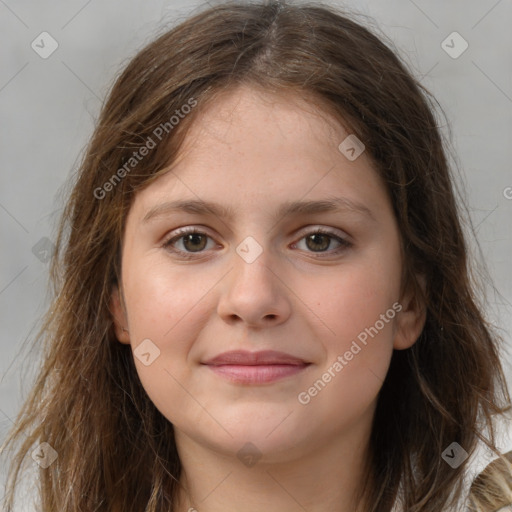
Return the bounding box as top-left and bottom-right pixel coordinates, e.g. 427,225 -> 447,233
162,228 -> 217,259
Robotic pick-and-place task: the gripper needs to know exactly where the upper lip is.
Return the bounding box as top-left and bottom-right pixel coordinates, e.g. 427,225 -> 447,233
203,350 -> 308,366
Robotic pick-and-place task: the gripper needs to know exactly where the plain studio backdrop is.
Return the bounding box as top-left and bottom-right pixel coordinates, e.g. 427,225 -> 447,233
1,0 -> 511,507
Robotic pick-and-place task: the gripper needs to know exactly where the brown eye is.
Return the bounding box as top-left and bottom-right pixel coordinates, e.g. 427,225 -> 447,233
163,229 -> 215,257
180,233 -> 208,252
294,229 -> 352,256
305,233 -> 331,252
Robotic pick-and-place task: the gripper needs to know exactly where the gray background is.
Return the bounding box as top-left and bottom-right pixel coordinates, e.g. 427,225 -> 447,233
1,0 -> 511,500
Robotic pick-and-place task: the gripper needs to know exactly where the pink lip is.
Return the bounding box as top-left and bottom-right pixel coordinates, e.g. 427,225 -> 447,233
202,350 -> 310,384
204,350 -> 307,366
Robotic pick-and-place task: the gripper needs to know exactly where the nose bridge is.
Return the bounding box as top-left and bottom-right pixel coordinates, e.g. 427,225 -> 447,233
231,233 -> 276,296
217,232 -> 290,326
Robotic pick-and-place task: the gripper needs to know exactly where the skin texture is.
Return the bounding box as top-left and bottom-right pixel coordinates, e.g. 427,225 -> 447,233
110,85 -> 426,512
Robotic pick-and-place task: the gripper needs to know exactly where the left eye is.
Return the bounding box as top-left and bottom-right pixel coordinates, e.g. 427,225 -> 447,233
293,230 -> 352,254
162,228 -> 352,258
163,230 -> 216,254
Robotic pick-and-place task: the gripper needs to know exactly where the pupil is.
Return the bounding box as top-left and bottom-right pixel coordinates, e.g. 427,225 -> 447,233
308,234 -> 329,251
185,234 -> 205,252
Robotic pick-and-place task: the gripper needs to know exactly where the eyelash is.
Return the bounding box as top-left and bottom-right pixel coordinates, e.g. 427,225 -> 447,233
161,226 -> 353,260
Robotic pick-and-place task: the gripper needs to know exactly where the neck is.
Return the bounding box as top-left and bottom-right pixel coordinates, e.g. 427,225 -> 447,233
173,424 -> 372,512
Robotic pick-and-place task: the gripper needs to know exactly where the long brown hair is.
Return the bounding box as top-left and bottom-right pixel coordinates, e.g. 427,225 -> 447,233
2,1 -> 511,511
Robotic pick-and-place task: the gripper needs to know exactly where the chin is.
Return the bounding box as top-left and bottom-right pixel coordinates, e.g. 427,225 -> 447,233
202,410 -> 313,460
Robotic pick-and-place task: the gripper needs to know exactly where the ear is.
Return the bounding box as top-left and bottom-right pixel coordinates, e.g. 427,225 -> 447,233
110,284 -> 131,345
393,274 -> 427,350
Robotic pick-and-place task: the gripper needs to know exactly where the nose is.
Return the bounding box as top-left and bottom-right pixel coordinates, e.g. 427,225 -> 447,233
216,241 -> 292,329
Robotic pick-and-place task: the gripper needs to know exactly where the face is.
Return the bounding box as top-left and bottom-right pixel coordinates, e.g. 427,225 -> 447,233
111,85 -> 425,463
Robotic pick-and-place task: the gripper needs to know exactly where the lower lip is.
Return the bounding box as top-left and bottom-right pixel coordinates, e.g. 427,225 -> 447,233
205,364 -> 309,384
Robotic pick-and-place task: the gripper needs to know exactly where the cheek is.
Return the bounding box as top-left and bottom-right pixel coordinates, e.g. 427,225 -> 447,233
121,258 -> 218,425
315,258 -> 401,348
302,257 -> 400,411
124,257 -> 209,347
298,347 -> 392,438
297,290 -> 398,434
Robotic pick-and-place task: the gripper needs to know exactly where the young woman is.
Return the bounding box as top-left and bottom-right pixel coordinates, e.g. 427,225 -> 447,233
2,2 -> 511,511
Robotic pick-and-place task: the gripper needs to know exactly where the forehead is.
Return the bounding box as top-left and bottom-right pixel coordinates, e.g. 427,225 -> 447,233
183,85 -> 350,152
126,84 -> 387,227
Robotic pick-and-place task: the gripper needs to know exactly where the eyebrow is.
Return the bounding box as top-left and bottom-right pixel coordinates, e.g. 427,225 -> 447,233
142,196 -> 376,224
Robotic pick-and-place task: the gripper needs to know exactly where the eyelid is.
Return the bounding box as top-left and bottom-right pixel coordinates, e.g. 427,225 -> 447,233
294,225 -> 351,242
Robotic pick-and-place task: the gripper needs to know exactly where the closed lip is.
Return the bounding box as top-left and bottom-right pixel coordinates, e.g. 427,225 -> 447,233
202,350 -> 309,366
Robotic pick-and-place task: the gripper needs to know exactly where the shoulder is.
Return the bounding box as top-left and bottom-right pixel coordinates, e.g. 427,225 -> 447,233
468,450 -> 512,512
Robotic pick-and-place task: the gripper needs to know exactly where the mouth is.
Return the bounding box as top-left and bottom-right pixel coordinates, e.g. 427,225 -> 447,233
201,350 -> 311,384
